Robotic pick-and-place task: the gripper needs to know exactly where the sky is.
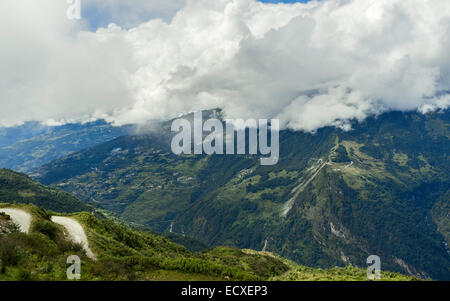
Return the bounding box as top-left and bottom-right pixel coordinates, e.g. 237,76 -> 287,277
259,0 -> 310,3
81,0 -> 313,30
0,0 -> 449,131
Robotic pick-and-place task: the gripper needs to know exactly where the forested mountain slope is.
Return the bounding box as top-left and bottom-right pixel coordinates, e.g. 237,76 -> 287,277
35,110 -> 450,279
0,169 -> 91,213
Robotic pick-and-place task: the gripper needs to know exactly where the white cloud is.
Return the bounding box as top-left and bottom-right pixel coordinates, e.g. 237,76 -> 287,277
0,0 -> 449,130
0,0 -> 136,126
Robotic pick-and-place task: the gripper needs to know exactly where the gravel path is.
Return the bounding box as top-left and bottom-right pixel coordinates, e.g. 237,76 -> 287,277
51,216 -> 96,260
0,208 -> 31,233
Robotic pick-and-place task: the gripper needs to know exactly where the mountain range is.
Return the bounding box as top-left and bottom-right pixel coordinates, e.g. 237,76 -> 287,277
0,120 -> 133,173
28,110 -> 450,280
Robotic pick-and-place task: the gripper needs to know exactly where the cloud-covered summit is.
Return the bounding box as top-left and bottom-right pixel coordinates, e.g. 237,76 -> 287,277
1,0 -> 449,131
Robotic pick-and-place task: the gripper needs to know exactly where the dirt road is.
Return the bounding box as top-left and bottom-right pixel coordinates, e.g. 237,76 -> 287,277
51,216 -> 96,260
0,208 -> 31,233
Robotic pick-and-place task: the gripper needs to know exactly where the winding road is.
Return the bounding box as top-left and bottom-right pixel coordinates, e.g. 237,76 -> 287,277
1,207 -> 96,259
51,216 -> 96,260
0,208 -> 31,233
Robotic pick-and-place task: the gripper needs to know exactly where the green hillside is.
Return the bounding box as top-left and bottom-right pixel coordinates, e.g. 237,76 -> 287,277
0,169 -> 91,213
0,203 -> 416,281
35,110 -> 450,280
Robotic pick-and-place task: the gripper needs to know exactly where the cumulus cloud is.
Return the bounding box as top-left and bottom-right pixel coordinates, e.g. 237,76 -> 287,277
0,0 -> 449,130
0,0 -> 136,126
